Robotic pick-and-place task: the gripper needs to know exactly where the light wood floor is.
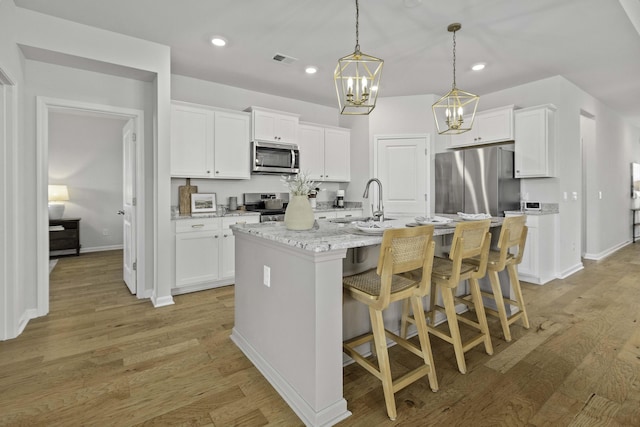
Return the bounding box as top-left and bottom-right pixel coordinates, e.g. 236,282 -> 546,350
1,248 -> 639,426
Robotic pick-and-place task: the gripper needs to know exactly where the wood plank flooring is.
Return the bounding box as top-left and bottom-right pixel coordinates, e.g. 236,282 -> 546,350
1,247 -> 639,426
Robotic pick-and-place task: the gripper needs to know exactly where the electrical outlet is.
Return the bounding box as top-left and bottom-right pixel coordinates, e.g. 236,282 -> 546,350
263,265 -> 270,287
102,228 -> 109,236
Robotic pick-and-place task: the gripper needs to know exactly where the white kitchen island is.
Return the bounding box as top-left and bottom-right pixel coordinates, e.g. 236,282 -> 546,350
230,217 -> 505,426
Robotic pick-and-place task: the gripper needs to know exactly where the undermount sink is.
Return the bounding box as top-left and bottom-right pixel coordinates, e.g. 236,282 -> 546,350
330,216 -> 396,224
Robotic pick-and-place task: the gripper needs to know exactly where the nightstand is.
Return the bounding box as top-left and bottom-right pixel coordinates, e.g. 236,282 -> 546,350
49,218 -> 81,257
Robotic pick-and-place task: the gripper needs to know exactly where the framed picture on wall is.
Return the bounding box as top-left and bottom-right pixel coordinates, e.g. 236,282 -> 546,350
191,193 -> 217,213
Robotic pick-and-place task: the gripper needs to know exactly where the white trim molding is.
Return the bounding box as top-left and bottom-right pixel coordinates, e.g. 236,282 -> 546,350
0,66 -> 19,340
36,97 -> 150,320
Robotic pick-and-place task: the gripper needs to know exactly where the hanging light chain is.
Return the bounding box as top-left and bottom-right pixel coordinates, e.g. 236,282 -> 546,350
354,0 -> 360,53
452,28 -> 457,89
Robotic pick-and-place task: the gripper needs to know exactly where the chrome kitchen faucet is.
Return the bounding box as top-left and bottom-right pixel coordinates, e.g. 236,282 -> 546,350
363,178 -> 384,222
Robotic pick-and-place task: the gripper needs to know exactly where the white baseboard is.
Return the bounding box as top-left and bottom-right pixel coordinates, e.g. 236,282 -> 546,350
151,294 -> 175,308
49,245 -> 123,257
231,328 -> 352,427
583,240 -> 630,261
556,262 -> 584,280
81,244 -> 124,253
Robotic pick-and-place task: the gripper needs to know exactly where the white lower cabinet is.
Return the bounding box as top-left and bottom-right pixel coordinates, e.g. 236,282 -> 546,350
174,215 -> 259,292
506,213 -> 557,285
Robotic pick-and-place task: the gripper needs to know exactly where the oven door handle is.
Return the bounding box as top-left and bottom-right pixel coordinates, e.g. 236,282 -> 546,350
291,149 -> 296,170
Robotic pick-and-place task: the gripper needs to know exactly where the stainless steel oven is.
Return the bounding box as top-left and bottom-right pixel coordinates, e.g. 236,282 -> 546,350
252,141 -> 300,175
244,193 -> 290,222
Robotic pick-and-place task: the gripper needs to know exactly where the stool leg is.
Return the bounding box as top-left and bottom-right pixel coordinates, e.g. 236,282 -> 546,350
441,286 -> 467,374
469,278 -> 494,356
428,282 -> 437,326
507,264 -> 530,329
400,298 -> 411,339
411,295 -> 438,392
369,307 -> 397,421
488,269 -> 512,342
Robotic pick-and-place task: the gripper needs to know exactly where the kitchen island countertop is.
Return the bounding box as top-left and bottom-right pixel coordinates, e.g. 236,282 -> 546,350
231,214 -> 504,252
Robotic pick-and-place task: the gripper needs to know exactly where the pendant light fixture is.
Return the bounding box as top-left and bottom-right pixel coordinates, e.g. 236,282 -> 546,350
334,0 -> 384,115
432,23 -> 479,134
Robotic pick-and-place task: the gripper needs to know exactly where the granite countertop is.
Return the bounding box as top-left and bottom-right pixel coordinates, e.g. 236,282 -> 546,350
172,211 -> 260,220
231,214 -> 504,253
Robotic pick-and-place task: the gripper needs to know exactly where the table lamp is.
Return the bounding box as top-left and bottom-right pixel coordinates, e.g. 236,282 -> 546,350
48,185 -> 69,220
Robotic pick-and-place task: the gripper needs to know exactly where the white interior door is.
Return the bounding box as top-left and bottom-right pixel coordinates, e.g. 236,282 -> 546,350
122,119 -> 136,294
375,135 -> 429,215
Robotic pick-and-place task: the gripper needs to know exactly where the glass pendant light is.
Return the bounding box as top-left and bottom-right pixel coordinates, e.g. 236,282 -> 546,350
334,0 -> 384,115
432,23 -> 479,134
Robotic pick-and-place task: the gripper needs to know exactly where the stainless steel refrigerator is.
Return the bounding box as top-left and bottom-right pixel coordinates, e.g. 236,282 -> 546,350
435,146 -> 520,217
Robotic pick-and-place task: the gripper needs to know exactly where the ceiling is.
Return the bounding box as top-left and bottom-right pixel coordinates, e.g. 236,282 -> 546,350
14,0 -> 640,126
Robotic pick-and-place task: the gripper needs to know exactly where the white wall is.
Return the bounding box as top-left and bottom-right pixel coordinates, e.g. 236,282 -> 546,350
349,75 -> 640,278
13,3 -> 173,320
49,112 -> 126,251
24,59 -> 154,297
0,0 -> 27,339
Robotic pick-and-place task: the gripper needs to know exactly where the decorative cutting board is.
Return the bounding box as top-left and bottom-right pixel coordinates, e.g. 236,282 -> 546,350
178,178 -> 198,215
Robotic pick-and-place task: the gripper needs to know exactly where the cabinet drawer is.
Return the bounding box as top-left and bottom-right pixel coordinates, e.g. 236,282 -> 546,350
175,218 -> 221,233
222,216 -> 260,229
50,229 -> 78,240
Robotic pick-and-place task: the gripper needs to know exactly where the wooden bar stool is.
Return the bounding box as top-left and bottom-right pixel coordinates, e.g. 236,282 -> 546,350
402,219 -> 493,374
468,215 -> 530,342
342,226 -> 438,421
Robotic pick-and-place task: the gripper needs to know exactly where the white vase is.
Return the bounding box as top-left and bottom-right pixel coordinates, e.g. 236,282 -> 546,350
284,195 -> 315,231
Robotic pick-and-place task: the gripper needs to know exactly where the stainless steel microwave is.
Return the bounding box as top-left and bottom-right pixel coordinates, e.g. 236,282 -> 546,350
252,140 -> 300,174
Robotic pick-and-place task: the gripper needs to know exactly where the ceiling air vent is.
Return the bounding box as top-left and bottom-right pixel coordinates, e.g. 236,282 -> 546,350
272,53 -> 298,65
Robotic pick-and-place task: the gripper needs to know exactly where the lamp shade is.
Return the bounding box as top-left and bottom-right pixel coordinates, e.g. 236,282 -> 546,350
48,185 -> 69,202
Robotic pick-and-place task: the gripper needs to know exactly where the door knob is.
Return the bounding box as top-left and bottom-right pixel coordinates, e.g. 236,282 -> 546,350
117,210 -> 125,215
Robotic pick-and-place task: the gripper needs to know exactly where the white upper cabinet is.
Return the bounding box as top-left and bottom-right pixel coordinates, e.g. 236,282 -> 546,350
298,123 -> 351,182
449,105 -> 514,148
214,111 -> 250,179
171,103 -> 213,178
249,107 -> 299,143
170,101 -> 250,179
514,104 -> 556,178
323,127 -> 351,182
298,123 -> 325,179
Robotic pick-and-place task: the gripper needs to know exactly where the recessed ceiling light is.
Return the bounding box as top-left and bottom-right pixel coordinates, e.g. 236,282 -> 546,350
211,37 -> 227,47
472,62 -> 486,71
305,66 -> 318,74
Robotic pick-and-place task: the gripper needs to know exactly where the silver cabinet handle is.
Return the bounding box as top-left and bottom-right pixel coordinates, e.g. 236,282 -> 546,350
191,224 -> 205,228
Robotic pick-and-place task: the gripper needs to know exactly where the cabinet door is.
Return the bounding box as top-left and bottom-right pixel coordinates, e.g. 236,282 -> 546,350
515,107 -> 554,178
476,108 -> 513,144
220,230 -> 235,279
449,115 -> 477,147
323,128 -> 351,182
298,124 -> 326,180
171,105 -> 213,177
214,111 -> 250,179
220,216 -> 259,279
252,109 -> 277,141
175,231 -> 220,287
276,114 -> 299,143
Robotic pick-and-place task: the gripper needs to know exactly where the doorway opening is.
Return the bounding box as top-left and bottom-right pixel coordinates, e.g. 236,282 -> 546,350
36,97 -> 145,317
